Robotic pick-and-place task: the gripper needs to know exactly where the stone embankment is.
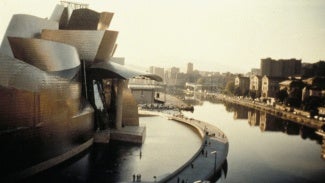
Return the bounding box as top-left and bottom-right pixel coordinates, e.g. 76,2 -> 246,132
137,93 -> 229,182
138,110 -> 229,182
206,93 -> 324,129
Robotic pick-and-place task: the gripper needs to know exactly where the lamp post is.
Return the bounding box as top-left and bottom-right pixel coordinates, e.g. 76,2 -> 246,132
211,151 -> 217,171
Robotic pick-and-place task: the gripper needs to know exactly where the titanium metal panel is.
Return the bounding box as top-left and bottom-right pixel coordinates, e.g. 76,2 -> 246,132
67,8 -> 114,30
0,14 -> 58,57
89,61 -> 163,81
50,4 -> 73,29
48,66 -> 81,80
0,53 -> 53,92
41,29 -> 118,62
122,87 -> 139,126
8,37 -> 80,72
95,31 -> 119,62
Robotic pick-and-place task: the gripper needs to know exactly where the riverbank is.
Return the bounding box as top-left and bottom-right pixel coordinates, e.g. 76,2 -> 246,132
204,93 -> 324,130
138,109 -> 229,182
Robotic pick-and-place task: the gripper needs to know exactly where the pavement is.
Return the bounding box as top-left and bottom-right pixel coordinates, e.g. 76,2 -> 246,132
137,94 -> 229,183
160,116 -> 229,183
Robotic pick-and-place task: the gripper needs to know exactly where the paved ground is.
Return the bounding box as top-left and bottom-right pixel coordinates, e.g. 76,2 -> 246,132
137,95 -> 229,183
164,136 -> 228,183
160,115 -> 228,183
137,110 -> 229,183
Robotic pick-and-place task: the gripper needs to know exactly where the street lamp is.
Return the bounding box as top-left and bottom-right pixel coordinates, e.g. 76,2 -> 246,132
211,151 -> 217,171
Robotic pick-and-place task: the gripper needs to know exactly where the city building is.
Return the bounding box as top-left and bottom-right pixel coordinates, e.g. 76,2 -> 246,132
149,66 -> 165,79
302,77 -> 325,99
187,62 -> 193,74
301,77 -> 325,110
250,68 -> 261,76
0,2 -> 162,180
301,61 -> 325,77
261,58 -> 301,77
165,67 -> 180,86
234,75 -> 250,96
129,85 -> 157,104
249,75 -> 262,98
261,76 -> 286,99
279,78 -> 304,107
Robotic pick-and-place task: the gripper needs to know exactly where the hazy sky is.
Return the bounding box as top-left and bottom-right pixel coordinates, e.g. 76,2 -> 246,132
1,0 -> 325,73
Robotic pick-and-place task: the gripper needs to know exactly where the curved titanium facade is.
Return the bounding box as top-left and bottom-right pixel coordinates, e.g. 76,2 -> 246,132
50,5 -> 73,29
0,14 -> 58,57
41,29 -> 118,62
0,8 -> 94,181
0,54 -> 50,92
8,37 -> 80,72
122,87 -> 140,126
67,8 -> 114,30
0,2 -> 162,181
0,53 -> 94,179
89,61 -> 163,81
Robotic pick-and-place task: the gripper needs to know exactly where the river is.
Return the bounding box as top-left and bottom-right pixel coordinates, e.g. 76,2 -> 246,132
26,98 -> 324,182
183,100 -> 325,183
27,116 -> 202,182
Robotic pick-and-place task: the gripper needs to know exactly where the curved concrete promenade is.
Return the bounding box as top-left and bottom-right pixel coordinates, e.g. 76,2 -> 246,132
139,110 -> 229,183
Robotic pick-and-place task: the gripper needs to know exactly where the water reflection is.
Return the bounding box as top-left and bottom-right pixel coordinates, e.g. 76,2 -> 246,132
229,104 -> 323,145
236,105 -> 325,165
27,116 -> 203,182
182,99 -> 325,182
209,160 -> 228,183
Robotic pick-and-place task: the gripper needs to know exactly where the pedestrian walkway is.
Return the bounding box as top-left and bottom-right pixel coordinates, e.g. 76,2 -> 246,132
138,91 -> 229,183
159,115 -> 229,183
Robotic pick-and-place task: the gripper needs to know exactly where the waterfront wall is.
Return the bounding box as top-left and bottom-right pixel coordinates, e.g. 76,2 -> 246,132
110,126 -> 146,144
208,94 -> 324,129
4,138 -> 93,182
162,115 -> 228,182
139,110 -> 229,182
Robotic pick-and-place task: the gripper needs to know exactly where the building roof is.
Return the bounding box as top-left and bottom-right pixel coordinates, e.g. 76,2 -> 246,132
279,80 -> 293,86
128,84 -> 161,90
89,61 -> 163,82
303,77 -> 325,89
262,76 -> 286,82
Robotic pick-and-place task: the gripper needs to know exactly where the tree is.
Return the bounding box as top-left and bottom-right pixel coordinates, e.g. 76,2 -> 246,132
275,89 -> 288,103
249,90 -> 256,99
224,81 -> 235,95
196,78 -> 205,85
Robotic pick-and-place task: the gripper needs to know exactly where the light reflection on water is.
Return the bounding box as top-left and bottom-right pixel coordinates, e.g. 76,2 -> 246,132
29,116 -> 202,182
183,101 -> 325,183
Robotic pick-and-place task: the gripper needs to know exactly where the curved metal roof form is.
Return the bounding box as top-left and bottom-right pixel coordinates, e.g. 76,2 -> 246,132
0,14 -> 58,57
67,9 -> 114,30
89,61 -> 163,82
0,53 -> 58,92
41,30 -> 118,63
8,37 -> 80,72
50,5 -> 73,29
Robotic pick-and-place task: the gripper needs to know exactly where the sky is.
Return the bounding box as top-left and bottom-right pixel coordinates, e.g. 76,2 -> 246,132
1,0 -> 325,73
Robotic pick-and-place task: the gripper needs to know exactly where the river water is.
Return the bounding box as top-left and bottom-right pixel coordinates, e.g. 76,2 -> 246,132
27,98 -> 324,182
183,100 -> 325,183
28,116 -> 202,182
